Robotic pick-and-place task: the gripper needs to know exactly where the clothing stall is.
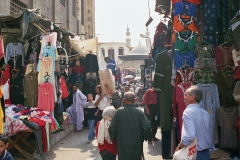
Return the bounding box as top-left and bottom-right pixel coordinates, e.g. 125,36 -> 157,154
153,0 -> 240,159
0,9 -> 72,159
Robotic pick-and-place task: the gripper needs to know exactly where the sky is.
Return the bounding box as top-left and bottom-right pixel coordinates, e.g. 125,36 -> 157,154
95,0 -> 162,47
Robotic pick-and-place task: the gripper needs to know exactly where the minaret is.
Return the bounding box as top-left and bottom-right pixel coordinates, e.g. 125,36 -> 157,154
145,27 -> 151,49
126,26 -> 131,47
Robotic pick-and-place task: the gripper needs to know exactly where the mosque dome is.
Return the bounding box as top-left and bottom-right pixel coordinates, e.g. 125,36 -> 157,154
129,44 -> 150,55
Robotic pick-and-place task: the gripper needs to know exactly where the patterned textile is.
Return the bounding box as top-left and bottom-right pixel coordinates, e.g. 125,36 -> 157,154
197,83 -> 220,149
193,68 -> 216,84
194,42 -> 214,59
203,0 -> 218,46
214,46 -> 234,71
173,1 -> 197,16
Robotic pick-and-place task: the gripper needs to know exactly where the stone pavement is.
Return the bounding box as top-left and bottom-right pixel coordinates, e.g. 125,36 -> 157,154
12,125 -> 164,160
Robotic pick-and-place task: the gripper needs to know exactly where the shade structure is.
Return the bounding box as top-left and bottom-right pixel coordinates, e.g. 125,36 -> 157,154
70,37 -> 98,55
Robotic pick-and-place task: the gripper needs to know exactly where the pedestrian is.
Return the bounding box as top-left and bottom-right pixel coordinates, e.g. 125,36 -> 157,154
142,85 -> 159,144
121,86 -> 130,106
175,86 -> 212,160
84,94 -> 97,143
137,85 -> 145,104
94,84 -> 112,124
96,106 -> 117,160
0,134 -> 13,160
108,92 -> 151,160
111,86 -> 122,110
66,85 -> 87,131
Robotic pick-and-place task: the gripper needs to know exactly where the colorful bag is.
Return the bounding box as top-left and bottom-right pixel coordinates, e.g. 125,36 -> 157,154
173,137 -> 197,160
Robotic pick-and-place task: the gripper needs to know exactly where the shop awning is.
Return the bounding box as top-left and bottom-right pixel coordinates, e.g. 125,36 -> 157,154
69,37 -> 98,55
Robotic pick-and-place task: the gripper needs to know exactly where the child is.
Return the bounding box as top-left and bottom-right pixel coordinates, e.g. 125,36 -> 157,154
0,134 -> 13,160
84,94 -> 97,143
96,106 -> 117,160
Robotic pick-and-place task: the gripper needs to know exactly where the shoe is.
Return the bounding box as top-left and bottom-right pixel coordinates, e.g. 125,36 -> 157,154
87,140 -> 91,143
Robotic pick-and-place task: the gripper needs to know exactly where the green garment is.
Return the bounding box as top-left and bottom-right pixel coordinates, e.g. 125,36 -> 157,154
108,105 -> 151,160
174,31 -> 198,54
153,51 -> 173,131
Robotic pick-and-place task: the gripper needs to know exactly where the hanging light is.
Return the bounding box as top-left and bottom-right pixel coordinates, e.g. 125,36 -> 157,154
50,21 -> 54,30
60,32 -> 63,38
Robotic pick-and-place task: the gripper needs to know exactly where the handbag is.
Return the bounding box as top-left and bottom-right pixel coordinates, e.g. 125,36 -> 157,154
173,137 -> 197,160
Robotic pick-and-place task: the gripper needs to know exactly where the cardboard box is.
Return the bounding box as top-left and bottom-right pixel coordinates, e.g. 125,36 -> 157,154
98,69 -> 115,94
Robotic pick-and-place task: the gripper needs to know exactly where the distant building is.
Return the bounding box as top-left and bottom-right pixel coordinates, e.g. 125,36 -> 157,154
0,0 -> 95,39
99,26 -> 150,74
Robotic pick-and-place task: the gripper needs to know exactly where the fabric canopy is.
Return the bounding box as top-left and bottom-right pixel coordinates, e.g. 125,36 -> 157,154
69,37 -> 98,55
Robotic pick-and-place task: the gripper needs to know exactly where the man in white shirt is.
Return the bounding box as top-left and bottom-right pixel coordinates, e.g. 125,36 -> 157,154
94,84 -> 112,124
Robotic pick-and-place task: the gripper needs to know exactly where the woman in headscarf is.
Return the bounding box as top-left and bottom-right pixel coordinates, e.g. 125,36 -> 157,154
96,106 -> 117,160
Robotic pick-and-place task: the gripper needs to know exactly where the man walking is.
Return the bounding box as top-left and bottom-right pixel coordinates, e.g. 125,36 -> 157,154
142,85 -> 159,144
66,85 -> 87,131
175,86 -> 212,160
108,92 -> 151,160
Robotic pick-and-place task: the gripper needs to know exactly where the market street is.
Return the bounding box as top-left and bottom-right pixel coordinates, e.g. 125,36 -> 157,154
13,106 -> 165,160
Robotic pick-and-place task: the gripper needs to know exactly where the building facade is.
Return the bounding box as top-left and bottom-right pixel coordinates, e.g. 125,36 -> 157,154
99,42 -> 130,65
0,0 -> 95,39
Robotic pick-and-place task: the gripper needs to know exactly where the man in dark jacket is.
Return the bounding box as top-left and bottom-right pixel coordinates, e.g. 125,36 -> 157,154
108,92 -> 151,160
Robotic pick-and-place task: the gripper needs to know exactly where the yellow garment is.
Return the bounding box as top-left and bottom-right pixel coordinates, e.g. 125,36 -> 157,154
0,103 -> 3,133
25,64 -> 36,76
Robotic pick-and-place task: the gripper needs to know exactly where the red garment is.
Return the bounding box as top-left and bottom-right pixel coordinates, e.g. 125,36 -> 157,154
28,117 -> 48,152
214,46 -> 234,71
153,22 -> 168,45
37,82 -> 55,112
172,0 -> 201,5
173,83 -> 191,142
175,68 -> 194,86
0,65 -> 11,104
142,89 -> 158,105
96,121 -> 117,155
73,65 -> 85,74
234,66 -> 240,80
60,77 -> 68,99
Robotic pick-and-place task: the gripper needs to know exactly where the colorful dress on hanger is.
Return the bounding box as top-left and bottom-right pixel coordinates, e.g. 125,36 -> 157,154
1,65 -> 11,104
173,15 -> 198,33
173,31 -> 200,53
172,0 -> 201,5
37,82 -> 55,112
5,42 -> 24,66
39,32 -> 57,59
194,42 -> 214,59
174,51 -> 194,70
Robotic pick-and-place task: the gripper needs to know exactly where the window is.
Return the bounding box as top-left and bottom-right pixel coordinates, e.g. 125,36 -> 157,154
87,17 -> 91,21
60,0 -> 65,6
108,49 -> 115,60
10,0 -> 27,15
72,0 -> 76,17
118,47 -> 124,55
88,10 -> 91,13
81,0 -> 84,25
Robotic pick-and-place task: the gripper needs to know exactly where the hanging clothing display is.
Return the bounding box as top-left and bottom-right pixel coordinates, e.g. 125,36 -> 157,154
37,56 -> 53,84
153,51 -> 173,132
5,42 -> 24,67
215,69 -> 237,106
24,72 -> 38,107
10,70 -> 23,105
194,42 -> 215,59
197,83 -> 220,149
216,107 -> 238,149
39,32 -> 57,59
106,58 -> 116,74
175,68 -> 194,86
37,82 -> 55,112
227,15 -> 240,50
203,0 -> 218,46
173,15 -> 198,33
1,65 -> 11,104
214,46 -> 234,71
174,51 -> 194,69
85,54 -> 99,73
